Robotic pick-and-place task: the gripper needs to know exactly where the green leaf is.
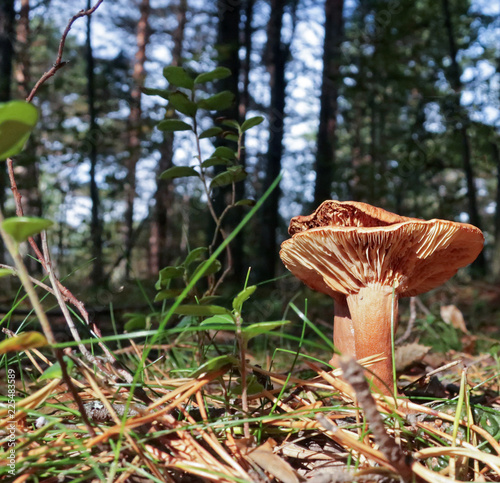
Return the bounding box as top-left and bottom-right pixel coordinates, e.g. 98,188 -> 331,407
157,119 -> 192,132
0,268 -> 14,278
173,305 -> 232,316
233,285 -> 257,313
235,199 -> 256,207
169,91 -> 197,117
190,354 -> 238,377
213,146 -> 236,159
223,133 -> 239,142
200,314 -> 235,326
194,67 -> 232,84
231,375 -> 264,396
154,289 -> 182,303
198,91 -> 235,111
159,166 -> 199,180
221,119 -> 240,130
156,266 -> 185,289
191,259 -> 222,279
2,216 -> 53,242
210,167 -> 247,189
241,116 -> 264,132
39,357 -> 74,381
0,101 -> 38,161
201,157 -> 232,168
242,321 -> 290,342
183,247 -> 208,267
199,127 -> 223,139
142,87 -> 170,100
0,331 -> 48,354
123,313 -> 149,332
163,66 -> 194,89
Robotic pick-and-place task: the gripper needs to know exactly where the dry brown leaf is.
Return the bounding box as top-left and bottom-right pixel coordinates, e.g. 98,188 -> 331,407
247,438 -> 303,483
395,343 -> 430,372
440,304 -> 468,332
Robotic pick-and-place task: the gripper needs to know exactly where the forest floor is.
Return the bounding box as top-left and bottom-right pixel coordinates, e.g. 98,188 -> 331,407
1,281 -> 500,482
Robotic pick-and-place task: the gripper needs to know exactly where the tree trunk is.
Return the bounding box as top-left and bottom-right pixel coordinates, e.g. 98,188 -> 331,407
314,0 -> 344,207
258,0 -> 295,281
0,0 -> 15,260
441,0 -> 485,270
149,0 -> 187,276
212,0 -> 243,282
13,0 -> 42,275
124,0 -> 150,278
86,0 -> 103,286
492,142 -> 500,279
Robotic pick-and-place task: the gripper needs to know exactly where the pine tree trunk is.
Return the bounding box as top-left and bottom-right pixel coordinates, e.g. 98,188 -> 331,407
492,142 -> 500,279
314,0 -> 344,207
441,0 -> 485,270
124,0 -> 150,278
0,0 -> 15,260
86,0 -> 103,286
149,0 -> 187,275
257,0 -> 291,281
14,0 -> 41,219
212,0 -> 243,282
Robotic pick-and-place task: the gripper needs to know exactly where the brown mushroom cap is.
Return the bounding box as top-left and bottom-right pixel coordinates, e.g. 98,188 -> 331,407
280,202 -> 484,299
288,200 -> 412,235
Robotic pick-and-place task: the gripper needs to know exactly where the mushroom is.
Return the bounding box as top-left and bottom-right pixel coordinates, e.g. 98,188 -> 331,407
280,201 -> 484,394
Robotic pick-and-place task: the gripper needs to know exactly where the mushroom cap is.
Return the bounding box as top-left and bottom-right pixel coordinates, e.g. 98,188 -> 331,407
280,201 -> 484,298
288,200 -> 413,235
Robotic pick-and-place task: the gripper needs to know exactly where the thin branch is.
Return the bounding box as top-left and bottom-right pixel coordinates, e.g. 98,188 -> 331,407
26,0 -> 104,102
338,356 -> 414,482
7,158 -> 115,362
41,232 -> 100,367
0,263 -> 54,295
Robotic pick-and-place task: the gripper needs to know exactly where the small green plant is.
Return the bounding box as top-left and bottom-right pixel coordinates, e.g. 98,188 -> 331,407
145,66 -> 264,299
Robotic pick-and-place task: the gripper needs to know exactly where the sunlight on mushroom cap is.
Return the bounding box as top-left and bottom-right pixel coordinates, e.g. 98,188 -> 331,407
280,218 -> 484,298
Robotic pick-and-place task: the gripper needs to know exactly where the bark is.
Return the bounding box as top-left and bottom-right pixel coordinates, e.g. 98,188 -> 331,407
441,0 -> 485,270
124,0 -> 150,278
212,0 -> 243,282
258,0 -> 296,281
0,0 -> 15,260
492,142 -> 500,279
0,0 -> 14,102
314,0 -> 344,207
149,0 -> 187,275
86,0 -> 103,285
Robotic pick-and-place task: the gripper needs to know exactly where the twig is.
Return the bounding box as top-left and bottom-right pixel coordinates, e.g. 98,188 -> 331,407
55,349 -> 98,438
26,0 -> 104,102
338,356 -> 414,482
7,158 -> 115,363
396,296 -> 417,345
0,263 -> 54,295
40,231 -> 101,367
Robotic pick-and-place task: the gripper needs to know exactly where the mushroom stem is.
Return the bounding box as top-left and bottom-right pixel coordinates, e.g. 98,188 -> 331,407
331,296 -> 355,363
346,285 -> 398,395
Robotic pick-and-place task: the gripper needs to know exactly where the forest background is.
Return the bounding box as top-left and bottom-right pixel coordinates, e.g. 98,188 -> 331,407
0,0 -> 499,327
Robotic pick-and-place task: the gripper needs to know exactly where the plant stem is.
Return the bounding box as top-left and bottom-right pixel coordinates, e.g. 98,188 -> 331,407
0,211 -> 56,345
235,311 -> 250,439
